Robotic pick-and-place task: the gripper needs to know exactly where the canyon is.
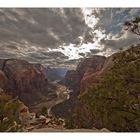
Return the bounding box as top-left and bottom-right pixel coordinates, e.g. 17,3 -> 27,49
0,45 -> 140,132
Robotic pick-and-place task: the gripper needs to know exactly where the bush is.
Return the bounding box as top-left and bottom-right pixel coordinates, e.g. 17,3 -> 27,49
0,94 -> 22,132
41,106 -> 48,116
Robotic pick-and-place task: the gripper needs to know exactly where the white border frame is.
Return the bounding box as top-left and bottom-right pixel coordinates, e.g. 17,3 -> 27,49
0,0 -> 139,7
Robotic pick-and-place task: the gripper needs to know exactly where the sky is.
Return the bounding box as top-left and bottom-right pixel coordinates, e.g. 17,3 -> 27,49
0,8 -> 139,69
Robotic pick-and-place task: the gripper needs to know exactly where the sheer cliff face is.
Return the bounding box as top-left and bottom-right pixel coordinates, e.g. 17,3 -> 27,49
80,55 -> 115,93
0,59 -> 48,106
76,55 -> 106,79
61,55 -> 106,93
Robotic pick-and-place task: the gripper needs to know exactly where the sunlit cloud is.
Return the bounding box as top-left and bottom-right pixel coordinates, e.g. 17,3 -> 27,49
47,29 -> 105,60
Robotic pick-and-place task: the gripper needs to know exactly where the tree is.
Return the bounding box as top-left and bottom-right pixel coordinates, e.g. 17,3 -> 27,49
0,93 -> 22,132
41,106 -> 48,116
124,16 -> 140,37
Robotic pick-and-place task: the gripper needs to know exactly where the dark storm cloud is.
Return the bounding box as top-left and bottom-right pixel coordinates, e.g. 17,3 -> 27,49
26,51 -> 69,67
0,8 -> 92,67
0,8 -> 90,48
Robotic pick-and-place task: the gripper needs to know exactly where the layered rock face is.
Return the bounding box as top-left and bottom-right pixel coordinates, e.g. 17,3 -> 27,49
76,56 -> 106,77
80,55 -> 114,93
0,59 -> 48,105
61,56 -> 106,94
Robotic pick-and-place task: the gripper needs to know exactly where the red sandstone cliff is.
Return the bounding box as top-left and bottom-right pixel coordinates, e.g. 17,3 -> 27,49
80,55 -> 115,93
61,55 -> 106,94
0,59 -> 48,106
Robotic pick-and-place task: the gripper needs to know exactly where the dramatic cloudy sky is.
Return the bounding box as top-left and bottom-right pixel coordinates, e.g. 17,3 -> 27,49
0,8 -> 139,68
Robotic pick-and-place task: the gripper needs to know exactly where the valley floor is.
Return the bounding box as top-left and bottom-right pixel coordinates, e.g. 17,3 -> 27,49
30,83 -> 70,114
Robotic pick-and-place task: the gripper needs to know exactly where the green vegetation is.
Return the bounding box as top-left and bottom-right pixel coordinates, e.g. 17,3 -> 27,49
124,16 -> 140,37
80,46 -> 140,131
41,106 -> 48,116
0,93 -> 22,132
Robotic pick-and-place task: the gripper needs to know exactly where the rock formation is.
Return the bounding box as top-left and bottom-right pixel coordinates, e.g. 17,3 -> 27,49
61,55 -> 106,94
80,55 -> 114,93
0,59 -> 48,106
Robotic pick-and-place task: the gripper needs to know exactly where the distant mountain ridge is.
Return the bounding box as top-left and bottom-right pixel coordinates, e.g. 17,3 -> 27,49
46,67 -> 67,81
